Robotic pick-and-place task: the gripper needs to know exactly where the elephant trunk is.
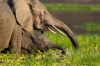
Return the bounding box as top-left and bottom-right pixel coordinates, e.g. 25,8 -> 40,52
48,43 -> 66,54
60,23 -> 78,49
50,17 -> 79,49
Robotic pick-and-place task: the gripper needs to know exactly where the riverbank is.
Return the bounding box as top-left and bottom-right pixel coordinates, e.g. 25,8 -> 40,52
44,4 -> 100,11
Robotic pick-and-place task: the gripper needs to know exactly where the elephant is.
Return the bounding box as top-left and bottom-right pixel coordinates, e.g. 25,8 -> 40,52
0,0 -> 22,53
10,0 -> 78,49
3,0 -> 78,52
21,32 -> 66,55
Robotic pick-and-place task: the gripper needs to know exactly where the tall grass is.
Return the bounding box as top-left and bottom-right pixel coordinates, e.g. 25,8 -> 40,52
44,4 -> 100,11
0,32 -> 100,66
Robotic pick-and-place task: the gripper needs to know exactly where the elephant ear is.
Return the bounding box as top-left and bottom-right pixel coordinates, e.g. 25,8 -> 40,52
12,0 -> 33,32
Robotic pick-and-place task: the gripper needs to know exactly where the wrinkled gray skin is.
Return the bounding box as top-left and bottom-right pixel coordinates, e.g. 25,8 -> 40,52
0,0 -> 22,53
30,0 -> 79,49
21,32 -> 66,55
10,0 -> 78,49
6,0 -> 78,50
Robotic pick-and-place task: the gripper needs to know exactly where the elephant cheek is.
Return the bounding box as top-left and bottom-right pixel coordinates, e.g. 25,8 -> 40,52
22,18 -> 34,32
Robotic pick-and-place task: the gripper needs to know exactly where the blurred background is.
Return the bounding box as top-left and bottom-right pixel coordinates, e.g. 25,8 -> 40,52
40,0 -> 100,34
41,0 -> 100,4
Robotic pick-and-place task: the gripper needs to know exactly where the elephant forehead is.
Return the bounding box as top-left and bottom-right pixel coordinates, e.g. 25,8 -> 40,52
32,0 -> 46,12
35,34 -> 50,42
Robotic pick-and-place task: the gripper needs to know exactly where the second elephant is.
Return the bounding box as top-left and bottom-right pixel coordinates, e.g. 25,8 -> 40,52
7,0 -> 78,50
21,32 -> 66,55
12,0 -> 79,49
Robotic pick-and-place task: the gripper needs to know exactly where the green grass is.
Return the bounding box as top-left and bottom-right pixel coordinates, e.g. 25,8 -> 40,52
76,22 -> 100,31
0,32 -> 100,66
44,4 -> 100,11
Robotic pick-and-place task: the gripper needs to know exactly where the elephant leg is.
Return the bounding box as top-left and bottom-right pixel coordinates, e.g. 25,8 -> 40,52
21,48 -> 30,55
10,24 -> 22,53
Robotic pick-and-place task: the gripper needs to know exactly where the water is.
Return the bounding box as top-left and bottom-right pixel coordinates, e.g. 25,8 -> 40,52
49,10 -> 100,34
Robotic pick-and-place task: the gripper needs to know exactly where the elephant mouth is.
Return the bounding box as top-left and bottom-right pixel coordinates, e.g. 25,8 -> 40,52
46,25 -> 66,36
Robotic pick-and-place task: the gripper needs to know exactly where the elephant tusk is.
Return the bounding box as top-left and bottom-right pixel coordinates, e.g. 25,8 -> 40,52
48,28 -> 57,34
52,25 -> 66,36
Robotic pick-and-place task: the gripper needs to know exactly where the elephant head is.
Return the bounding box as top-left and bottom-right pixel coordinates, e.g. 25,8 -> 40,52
11,0 -> 78,49
28,0 -> 79,49
21,32 -> 66,55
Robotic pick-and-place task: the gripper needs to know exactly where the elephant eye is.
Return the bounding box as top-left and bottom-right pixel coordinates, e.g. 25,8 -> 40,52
44,11 -> 46,15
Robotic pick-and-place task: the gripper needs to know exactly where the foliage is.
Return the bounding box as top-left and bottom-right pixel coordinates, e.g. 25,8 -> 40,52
44,4 -> 100,11
0,32 -> 100,66
76,22 -> 100,31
